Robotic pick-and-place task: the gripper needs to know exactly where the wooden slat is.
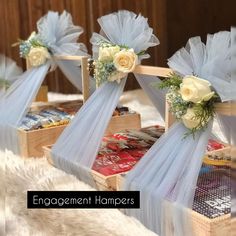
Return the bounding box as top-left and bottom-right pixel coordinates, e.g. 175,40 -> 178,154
54,55 -> 86,61
26,57 -> 48,102
133,65 -> 173,77
81,57 -> 90,103
5,0 -> 21,65
214,102 -> 236,116
2,0 -> 236,93
26,55 -> 90,102
165,101 -> 236,129
54,55 -> 90,102
165,99 -> 175,131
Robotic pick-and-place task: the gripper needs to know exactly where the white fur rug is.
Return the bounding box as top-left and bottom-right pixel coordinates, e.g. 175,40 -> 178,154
1,90 -> 160,236
1,150 -> 157,236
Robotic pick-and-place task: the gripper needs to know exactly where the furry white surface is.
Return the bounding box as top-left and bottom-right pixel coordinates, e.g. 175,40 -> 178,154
1,90 -> 160,236
1,150 -> 157,236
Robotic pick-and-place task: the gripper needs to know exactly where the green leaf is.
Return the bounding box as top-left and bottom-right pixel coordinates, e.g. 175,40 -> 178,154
158,73 -> 182,90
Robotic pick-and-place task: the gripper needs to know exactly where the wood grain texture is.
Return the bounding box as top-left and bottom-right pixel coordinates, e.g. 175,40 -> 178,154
1,0 -> 235,93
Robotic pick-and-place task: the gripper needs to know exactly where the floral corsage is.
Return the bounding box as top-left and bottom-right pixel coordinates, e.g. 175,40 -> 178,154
19,32 -> 51,67
93,42 -> 144,86
159,73 -> 219,136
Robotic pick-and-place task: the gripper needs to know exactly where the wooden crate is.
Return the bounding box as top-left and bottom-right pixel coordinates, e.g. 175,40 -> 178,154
190,210 -> 230,236
117,145 -> 231,190
116,174 -> 230,236
116,145 -> 231,236
43,145 -> 121,191
19,101 -> 141,157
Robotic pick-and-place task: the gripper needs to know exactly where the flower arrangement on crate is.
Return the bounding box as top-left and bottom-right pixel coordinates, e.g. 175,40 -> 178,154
93,41 -> 144,86
159,73 -> 219,136
18,32 -> 51,67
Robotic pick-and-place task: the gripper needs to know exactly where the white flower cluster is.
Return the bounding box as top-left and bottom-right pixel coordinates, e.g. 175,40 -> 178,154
179,76 -> 215,129
159,73 -> 216,134
20,31 -> 51,67
94,43 -> 138,85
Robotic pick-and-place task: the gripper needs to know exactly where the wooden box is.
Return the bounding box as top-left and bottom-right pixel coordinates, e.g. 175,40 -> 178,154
19,101 -> 141,157
116,175 -> 230,236
116,146 -> 231,236
44,145 -> 122,191
190,210 -> 230,236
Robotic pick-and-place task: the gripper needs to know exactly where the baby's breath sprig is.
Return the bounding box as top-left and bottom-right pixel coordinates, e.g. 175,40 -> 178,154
94,60 -> 116,86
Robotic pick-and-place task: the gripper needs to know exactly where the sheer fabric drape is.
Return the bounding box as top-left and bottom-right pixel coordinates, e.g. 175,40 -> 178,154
51,10 -> 164,186
123,31 -> 232,235
0,11 -> 93,154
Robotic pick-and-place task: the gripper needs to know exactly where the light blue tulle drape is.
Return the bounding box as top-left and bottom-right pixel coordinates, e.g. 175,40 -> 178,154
37,11 -> 96,93
51,10 -> 165,186
0,55 -> 22,98
123,31 -> 232,236
0,11 -> 94,154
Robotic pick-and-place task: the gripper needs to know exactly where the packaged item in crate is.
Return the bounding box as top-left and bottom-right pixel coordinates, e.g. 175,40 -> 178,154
19,113 -> 50,131
140,125 -> 165,139
193,165 -> 230,218
19,105 -> 137,132
19,108 -> 73,131
207,139 -> 225,151
39,109 -> 71,127
93,151 -> 137,176
93,125 -> 165,176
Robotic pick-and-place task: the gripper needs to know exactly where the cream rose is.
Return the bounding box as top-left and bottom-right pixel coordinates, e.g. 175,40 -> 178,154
27,47 -> 50,67
182,108 -> 209,129
98,46 -> 120,61
180,75 -> 215,103
113,49 -> 138,73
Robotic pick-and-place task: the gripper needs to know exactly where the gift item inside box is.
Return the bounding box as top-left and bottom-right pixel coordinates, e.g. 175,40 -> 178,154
43,125 -> 165,190
93,128 -> 229,177
43,125 -> 231,234
19,101 -> 136,131
92,125 -> 165,176
112,134 -> 231,235
44,125 -> 230,194
18,100 -> 141,157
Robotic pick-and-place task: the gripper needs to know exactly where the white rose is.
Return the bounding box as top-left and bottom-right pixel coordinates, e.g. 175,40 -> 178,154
113,49 -> 138,73
180,75 -> 215,103
98,46 -> 120,61
27,47 -> 50,67
182,108 -> 209,129
108,71 -> 126,84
